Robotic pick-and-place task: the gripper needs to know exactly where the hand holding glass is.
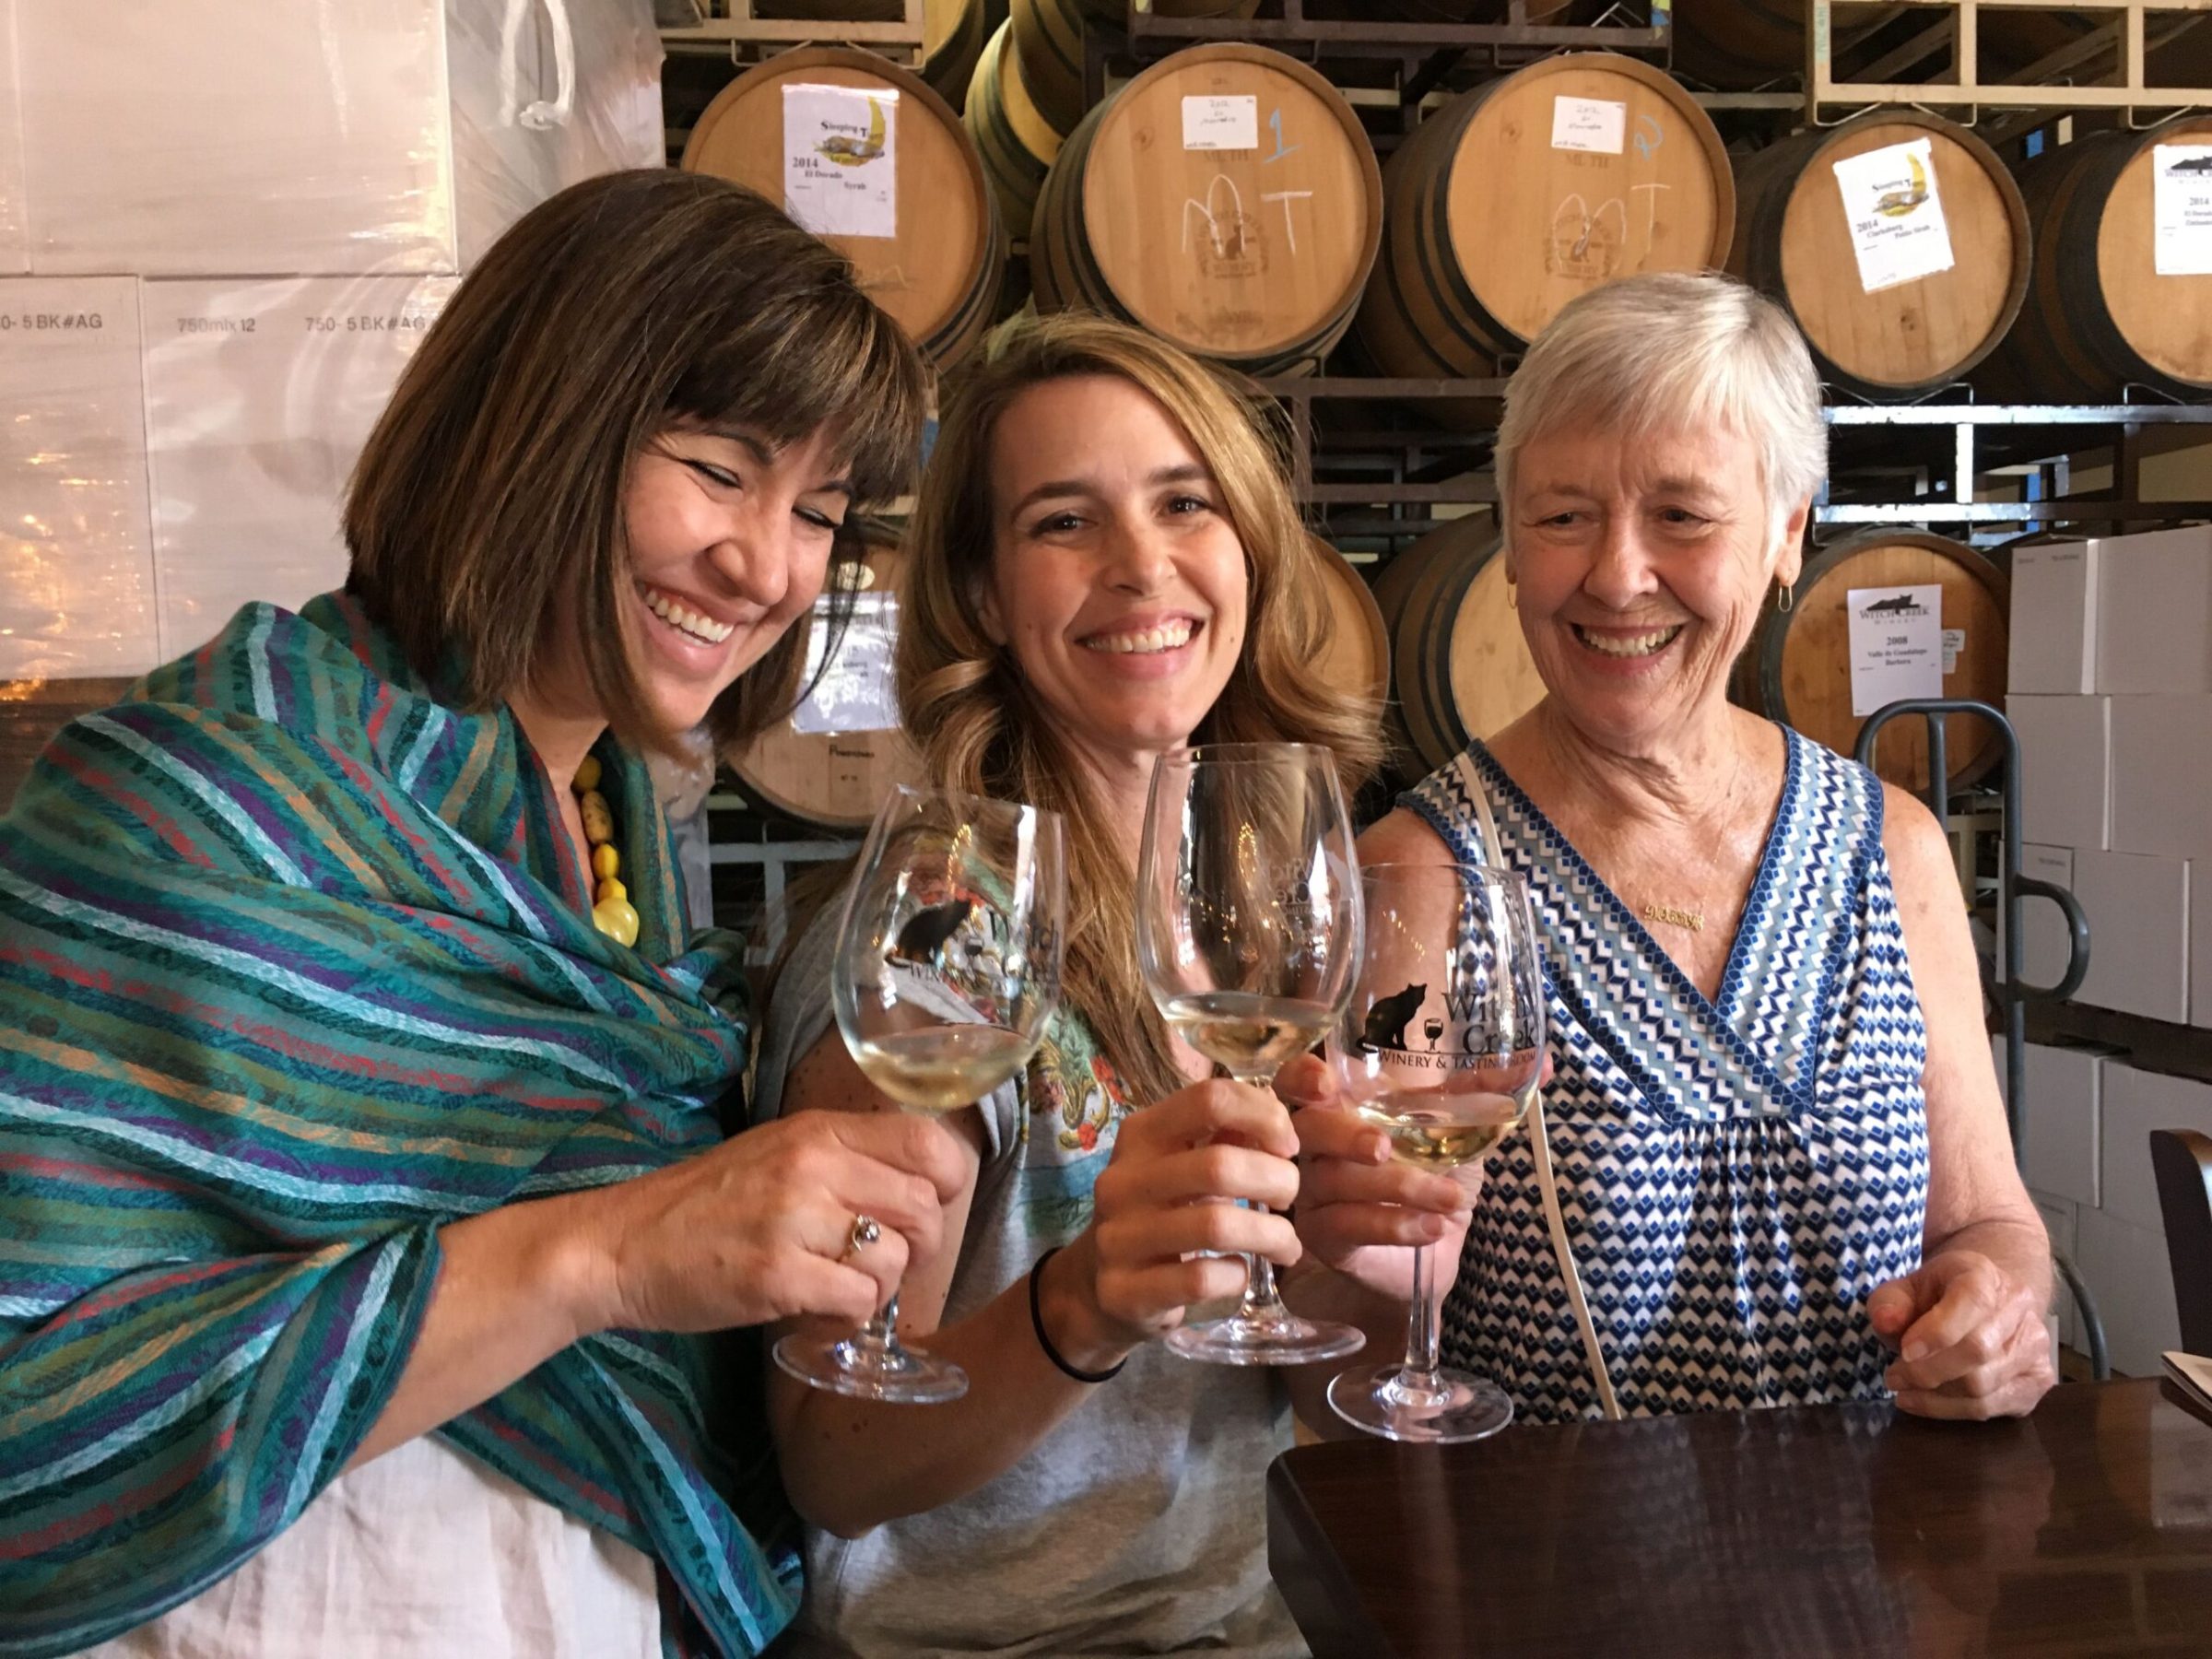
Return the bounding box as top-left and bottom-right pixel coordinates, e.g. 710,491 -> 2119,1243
1325,860 -> 1545,1441
773,785 -> 1065,1405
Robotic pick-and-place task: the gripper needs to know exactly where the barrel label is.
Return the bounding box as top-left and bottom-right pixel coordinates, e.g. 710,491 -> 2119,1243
782,84 -> 899,241
2153,146 -> 2212,276
1549,96 -> 1626,157
1182,95 -> 1258,153
1831,138 -> 1955,294
1845,584 -> 1941,717
794,592 -> 900,735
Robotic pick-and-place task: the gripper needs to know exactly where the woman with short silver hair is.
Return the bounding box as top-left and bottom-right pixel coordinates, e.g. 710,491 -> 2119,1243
1333,270 -> 2053,1423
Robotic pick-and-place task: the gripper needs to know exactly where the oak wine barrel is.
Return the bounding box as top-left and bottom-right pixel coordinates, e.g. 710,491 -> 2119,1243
682,46 -> 1006,368
1729,112 -> 2030,400
964,19 -> 1063,241
1309,535 -> 1392,711
1030,44 -> 1382,376
1371,517 -> 1547,776
1353,53 -> 1735,397
724,538 -> 921,830
1736,530 -> 2009,794
1976,113 -> 2212,403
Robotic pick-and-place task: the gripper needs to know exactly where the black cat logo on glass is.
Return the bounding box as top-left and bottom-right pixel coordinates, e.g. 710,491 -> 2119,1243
1359,982 -> 1426,1053
890,899 -> 972,967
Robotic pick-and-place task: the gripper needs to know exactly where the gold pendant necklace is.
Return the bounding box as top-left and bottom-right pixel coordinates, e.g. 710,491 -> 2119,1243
1640,902 -> 1704,934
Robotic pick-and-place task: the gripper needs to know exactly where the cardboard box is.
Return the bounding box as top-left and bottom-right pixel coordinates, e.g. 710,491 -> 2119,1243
2097,1063 -> 2212,1235
2019,1042 -> 2104,1208
1998,844 -> 2079,990
18,1 -> 455,276
140,276 -> 455,657
2100,525 -> 2212,692
2008,539 -> 2099,695
14,1 -> 665,279
2024,844 -> 2081,993
2109,694 -> 2212,862
2069,850 -> 2191,1024
2007,694 -> 2110,851
0,276 -> 159,677
2094,524 -> 2212,697
2073,1204 -> 2183,1378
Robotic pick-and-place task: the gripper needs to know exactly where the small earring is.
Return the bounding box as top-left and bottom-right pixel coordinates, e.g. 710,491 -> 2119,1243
1776,582 -> 1794,614
1505,572 -> 1518,610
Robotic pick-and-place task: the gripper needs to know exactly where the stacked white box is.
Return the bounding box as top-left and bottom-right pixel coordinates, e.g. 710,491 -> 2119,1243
15,1 -> 663,280
2006,695 -> 2110,851
2097,1064 -> 2212,1234
2074,1204 -> 2183,1377
0,1 -> 661,682
0,5 -> 26,276
2069,851 -> 2192,1025
142,276 -> 457,657
0,277 -> 158,677
18,1 -> 455,276
2093,524 -> 2212,697
2019,1041 -> 2104,1207
2008,540 -> 2100,695
2108,694 -> 2212,862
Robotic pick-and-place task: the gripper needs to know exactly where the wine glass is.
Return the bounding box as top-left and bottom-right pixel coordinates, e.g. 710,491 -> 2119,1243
1135,741 -> 1365,1366
773,784 -> 1065,1404
1325,860 -> 1546,1442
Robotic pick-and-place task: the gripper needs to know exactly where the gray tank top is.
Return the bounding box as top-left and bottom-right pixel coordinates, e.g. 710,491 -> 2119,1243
752,907 -> 1306,1658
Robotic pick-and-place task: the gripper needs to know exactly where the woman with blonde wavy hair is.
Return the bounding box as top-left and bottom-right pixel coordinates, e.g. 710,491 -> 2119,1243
748,313 -> 1475,1657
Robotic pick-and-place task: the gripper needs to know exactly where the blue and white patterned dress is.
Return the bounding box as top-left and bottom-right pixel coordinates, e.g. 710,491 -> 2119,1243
1406,729 -> 1932,1421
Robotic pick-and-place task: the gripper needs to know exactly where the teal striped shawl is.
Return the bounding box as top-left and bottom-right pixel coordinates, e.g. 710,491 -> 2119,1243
0,594 -> 798,1656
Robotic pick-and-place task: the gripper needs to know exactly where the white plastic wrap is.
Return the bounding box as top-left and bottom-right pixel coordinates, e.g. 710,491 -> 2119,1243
18,0 -> 457,276
448,0 -> 668,270
141,276 -> 456,659
0,277 -> 159,679
15,0 -> 663,279
0,4 -> 28,276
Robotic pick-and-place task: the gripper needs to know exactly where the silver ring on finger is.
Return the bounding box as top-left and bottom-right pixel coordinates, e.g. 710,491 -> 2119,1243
839,1212 -> 882,1263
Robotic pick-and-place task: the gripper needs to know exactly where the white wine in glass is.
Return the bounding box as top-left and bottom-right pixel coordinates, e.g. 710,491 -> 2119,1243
773,784 -> 1065,1405
1327,859 -> 1546,1442
1136,742 -> 1365,1367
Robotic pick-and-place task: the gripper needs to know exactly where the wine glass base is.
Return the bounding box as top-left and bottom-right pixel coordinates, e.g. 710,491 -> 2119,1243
1165,1312 -> 1367,1367
772,1330 -> 970,1405
1327,1364 -> 1514,1443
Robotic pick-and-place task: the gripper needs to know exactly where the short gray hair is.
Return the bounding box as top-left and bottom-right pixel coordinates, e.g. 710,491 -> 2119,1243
1494,273 -> 1826,540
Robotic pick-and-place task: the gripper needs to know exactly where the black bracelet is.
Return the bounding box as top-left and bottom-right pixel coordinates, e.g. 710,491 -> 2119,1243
1029,1244 -> 1126,1384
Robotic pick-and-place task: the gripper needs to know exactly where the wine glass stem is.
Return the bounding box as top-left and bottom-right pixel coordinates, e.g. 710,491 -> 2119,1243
854,1293 -> 904,1359
1228,1066 -> 1295,1326
1400,1239 -> 1441,1388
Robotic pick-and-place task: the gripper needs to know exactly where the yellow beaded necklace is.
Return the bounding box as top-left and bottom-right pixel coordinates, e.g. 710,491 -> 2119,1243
571,754 -> 640,947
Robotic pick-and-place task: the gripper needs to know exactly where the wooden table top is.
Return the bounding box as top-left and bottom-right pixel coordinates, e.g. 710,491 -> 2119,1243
1267,1379 -> 2212,1658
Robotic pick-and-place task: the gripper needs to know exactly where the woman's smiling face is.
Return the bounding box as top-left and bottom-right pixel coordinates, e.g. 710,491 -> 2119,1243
979,374 -> 1249,775
617,424 -> 853,736
1508,418 -> 1806,754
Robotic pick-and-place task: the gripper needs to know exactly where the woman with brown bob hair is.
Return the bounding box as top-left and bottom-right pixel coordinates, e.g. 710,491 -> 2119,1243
0,171 -> 967,1659
749,313 -> 1477,1656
